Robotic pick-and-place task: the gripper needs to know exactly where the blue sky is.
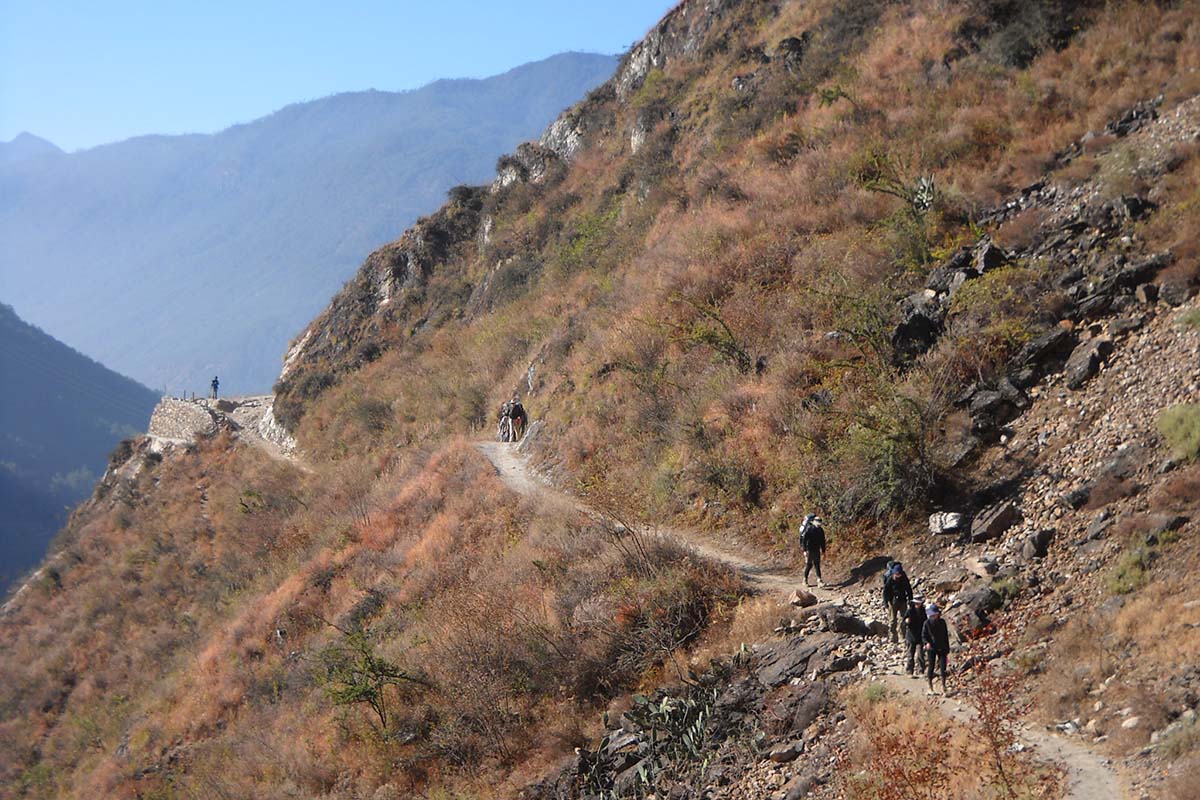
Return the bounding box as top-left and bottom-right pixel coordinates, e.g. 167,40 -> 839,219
0,1 -> 676,152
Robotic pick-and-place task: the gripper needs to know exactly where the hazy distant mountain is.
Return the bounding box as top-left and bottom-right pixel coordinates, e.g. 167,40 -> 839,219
0,52 -> 618,394
0,132 -> 63,165
0,303 -> 159,593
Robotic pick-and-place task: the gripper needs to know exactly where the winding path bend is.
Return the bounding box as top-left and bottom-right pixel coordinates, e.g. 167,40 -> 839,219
477,440 -> 1128,800
478,441 -> 809,596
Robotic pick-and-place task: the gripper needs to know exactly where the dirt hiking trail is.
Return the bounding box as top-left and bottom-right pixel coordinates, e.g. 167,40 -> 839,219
478,440 -> 1129,800
879,673 -> 1125,800
478,441 -> 812,597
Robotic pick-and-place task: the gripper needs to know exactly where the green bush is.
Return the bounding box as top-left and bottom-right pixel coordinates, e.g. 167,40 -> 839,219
1158,403 -> 1200,461
1106,546 -> 1152,594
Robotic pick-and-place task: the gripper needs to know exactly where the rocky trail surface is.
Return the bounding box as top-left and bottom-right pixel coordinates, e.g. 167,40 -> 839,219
148,394 -> 301,465
479,440 -> 1128,799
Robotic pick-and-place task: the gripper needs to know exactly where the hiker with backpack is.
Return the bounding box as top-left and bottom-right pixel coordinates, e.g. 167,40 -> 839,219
799,514 -> 827,587
497,400 -> 513,442
903,595 -> 928,677
881,561 -> 913,643
922,602 -> 951,695
509,396 -> 528,441
210,376 -> 219,400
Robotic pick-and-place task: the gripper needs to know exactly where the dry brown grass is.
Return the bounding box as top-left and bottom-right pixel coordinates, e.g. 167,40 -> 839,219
8,0 -> 1200,796
841,682 -> 1062,799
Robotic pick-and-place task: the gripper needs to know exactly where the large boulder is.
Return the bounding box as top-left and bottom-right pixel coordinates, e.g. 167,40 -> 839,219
1159,279 -> 1196,307
817,608 -> 878,637
1022,529 -> 1055,559
1016,327 -> 1077,372
925,248 -> 974,293
892,290 -> 946,361
788,588 -> 818,608
971,501 -> 1022,543
974,237 -> 1009,272
952,584 -> 1004,636
755,638 -> 825,687
764,680 -> 829,737
965,554 -> 999,579
929,511 -> 965,535
1064,336 -> 1114,390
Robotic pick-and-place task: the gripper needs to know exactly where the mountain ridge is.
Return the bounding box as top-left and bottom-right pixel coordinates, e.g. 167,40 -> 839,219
0,51 -> 619,395
0,302 -> 159,594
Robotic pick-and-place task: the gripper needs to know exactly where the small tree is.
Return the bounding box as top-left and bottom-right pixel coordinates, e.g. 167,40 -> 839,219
318,628 -> 431,735
963,660 -> 1056,799
846,704 -> 954,800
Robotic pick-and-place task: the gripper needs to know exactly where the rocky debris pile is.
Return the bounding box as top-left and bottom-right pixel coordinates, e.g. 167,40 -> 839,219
522,631 -> 863,800
147,395 -> 299,459
899,96 -> 1200,462
147,398 -> 217,443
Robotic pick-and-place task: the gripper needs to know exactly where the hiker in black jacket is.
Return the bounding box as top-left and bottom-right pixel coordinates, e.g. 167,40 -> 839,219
922,603 -> 951,695
882,563 -> 913,643
799,514 -> 827,587
509,397 -> 528,441
903,595 -> 927,677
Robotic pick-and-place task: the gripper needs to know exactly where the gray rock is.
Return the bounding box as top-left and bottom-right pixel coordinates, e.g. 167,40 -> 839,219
817,608 -> 875,637
1146,514 -> 1189,536
929,512 -> 965,535
768,742 -> 802,763
974,237 -> 1009,272
925,248 -> 974,293
1022,529 -> 1055,559
892,290 -> 946,361
782,774 -> 817,800
1076,293 -> 1114,319
1063,484 -> 1093,509
1064,337 -> 1114,390
965,555 -> 999,578
1017,326 -> 1077,370
1159,279 -> 1195,307
927,568 -> 970,593
1135,283 -> 1159,304
613,760 -> 645,796
788,588 -> 818,607
1113,252 -> 1171,289
971,501 -> 1022,543
955,585 -> 1003,628
756,639 -> 823,687
1109,316 -> 1145,337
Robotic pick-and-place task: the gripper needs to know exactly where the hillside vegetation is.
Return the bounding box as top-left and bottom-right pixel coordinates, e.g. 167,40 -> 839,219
3,0 -> 1200,798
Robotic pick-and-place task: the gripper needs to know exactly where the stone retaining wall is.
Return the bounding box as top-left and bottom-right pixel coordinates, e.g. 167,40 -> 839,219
147,398 -> 217,441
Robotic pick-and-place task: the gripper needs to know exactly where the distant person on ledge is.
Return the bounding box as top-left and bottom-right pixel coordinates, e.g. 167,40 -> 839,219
210,376 -> 219,400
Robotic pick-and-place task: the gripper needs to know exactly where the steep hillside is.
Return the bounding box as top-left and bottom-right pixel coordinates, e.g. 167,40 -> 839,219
3,1 -> 1200,798
0,52 -> 617,394
0,303 -> 159,594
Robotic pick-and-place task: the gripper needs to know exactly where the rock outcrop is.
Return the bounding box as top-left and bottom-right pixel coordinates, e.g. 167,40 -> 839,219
148,398 -> 217,442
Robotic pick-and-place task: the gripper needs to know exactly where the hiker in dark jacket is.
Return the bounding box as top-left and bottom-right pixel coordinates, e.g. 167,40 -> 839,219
497,400 -> 513,441
210,376 -> 219,400
882,563 -> 913,643
903,595 -> 928,677
799,514 -> 827,587
509,397 -> 528,440
922,603 -> 951,695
